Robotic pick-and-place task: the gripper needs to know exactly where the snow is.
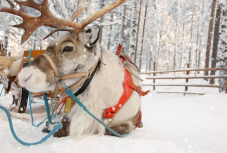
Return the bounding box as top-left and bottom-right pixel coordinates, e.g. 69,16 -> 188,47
0,76 -> 227,153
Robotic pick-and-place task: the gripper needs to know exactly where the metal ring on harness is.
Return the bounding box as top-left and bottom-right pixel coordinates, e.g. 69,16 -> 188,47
87,72 -> 91,78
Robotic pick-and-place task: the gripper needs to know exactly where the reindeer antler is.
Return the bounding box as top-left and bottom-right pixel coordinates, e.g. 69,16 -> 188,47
1,0 -> 126,44
70,0 -> 86,22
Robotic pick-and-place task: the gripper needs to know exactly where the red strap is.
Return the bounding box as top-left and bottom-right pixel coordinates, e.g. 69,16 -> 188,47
134,111 -> 142,129
116,44 -> 122,56
103,58 -> 134,118
127,81 -> 150,96
103,56 -> 150,119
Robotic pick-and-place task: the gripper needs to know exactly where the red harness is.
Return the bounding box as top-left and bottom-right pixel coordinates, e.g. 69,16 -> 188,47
103,45 -> 150,128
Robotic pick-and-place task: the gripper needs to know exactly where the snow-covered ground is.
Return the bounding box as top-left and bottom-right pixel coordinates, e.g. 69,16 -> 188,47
0,75 -> 227,153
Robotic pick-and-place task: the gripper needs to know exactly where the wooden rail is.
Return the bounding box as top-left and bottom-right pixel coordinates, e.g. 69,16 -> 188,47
147,75 -> 227,80
143,64 -> 227,94
143,84 -> 227,88
141,67 -> 227,74
156,92 -> 205,95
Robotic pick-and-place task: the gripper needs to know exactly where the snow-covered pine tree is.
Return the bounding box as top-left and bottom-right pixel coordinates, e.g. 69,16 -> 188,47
217,0 -> 227,67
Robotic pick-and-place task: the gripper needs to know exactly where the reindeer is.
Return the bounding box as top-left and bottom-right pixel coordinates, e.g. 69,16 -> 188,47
1,0 -> 149,138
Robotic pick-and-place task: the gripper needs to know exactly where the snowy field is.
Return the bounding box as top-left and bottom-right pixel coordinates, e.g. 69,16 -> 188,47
0,75 -> 227,153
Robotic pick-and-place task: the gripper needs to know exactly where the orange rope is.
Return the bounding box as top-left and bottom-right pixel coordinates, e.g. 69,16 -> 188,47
52,96 -> 69,114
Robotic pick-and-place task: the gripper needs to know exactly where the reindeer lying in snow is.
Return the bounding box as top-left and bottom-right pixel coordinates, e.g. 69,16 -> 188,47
1,0 -> 149,138
18,25 -> 143,137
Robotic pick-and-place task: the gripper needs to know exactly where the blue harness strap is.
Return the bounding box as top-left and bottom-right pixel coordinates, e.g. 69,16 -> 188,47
0,84 -> 4,97
27,49 -> 56,126
0,105 -> 62,146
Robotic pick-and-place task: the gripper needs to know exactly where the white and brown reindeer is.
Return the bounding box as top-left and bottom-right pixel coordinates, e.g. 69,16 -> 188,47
1,0 -> 149,138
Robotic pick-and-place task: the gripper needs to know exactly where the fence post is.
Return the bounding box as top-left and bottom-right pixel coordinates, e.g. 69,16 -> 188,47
225,80 -> 227,94
153,61 -> 156,90
185,63 -> 190,91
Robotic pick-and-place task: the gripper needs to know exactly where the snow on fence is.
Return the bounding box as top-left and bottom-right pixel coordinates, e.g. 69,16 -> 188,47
142,63 -> 227,95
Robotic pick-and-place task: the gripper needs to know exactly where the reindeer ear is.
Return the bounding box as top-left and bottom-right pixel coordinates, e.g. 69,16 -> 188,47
84,25 -> 100,48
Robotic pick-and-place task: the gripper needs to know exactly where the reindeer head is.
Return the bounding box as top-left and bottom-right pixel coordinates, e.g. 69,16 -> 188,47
1,0 -> 126,92
18,25 -> 101,92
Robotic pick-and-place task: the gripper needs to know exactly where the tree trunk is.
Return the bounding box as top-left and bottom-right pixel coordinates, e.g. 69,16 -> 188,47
107,13 -> 114,50
139,4 -> 148,71
188,1 -> 194,66
198,0 -> 205,74
205,0 -> 217,75
217,0 -> 227,67
120,5 -> 127,53
134,0 -> 142,64
98,0 -> 104,44
210,4 -> 222,84
173,5 -> 179,70
180,21 -> 185,69
129,0 -> 138,59
3,29 -> 9,56
195,14 -> 201,70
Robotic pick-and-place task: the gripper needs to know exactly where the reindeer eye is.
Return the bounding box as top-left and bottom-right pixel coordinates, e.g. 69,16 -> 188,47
63,46 -> 74,52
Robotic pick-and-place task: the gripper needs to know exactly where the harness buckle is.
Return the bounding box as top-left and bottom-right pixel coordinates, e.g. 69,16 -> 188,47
137,86 -> 142,95
87,72 -> 91,78
55,76 -> 61,82
51,97 -> 58,113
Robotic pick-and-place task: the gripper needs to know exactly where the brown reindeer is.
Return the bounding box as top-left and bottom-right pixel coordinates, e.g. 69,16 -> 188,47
1,0 -> 147,138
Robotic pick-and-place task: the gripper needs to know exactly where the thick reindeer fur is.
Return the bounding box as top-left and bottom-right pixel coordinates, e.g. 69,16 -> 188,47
18,26 -> 141,138
0,56 -> 22,77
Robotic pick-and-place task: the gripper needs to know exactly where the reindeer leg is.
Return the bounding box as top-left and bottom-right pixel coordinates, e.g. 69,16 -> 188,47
53,116 -> 70,137
105,109 -> 141,136
6,80 -> 12,94
105,123 -> 132,136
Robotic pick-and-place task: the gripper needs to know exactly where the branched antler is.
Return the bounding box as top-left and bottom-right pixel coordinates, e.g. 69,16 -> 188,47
1,0 -> 82,43
70,0 -> 86,22
0,0 -> 126,44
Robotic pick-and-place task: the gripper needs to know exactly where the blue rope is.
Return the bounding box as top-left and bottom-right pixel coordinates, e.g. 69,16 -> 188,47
27,49 -> 39,127
65,88 -> 130,138
0,84 -> 4,97
0,105 -> 62,146
28,49 -> 32,64
27,49 -> 55,126
10,105 -> 18,111
43,92 -> 56,125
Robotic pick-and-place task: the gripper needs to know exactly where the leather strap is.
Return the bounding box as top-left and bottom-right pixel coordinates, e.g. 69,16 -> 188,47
42,53 -> 60,77
134,111 -> 142,129
41,53 -> 101,98
61,72 -> 87,80
74,61 -> 100,96
69,60 -> 100,91
127,81 -> 150,96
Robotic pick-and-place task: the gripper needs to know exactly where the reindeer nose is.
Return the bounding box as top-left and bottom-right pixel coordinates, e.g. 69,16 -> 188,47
24,74 -> 32,82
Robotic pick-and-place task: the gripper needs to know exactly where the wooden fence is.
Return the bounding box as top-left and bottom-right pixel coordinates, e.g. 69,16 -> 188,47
142,63 -> 227,95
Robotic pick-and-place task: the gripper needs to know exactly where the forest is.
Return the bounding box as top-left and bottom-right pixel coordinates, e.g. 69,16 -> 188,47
0,0 -> 226,74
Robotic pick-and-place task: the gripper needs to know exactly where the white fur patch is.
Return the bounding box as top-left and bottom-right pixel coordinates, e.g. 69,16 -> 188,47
18,66 -> 54,92
9,58 -> 22,76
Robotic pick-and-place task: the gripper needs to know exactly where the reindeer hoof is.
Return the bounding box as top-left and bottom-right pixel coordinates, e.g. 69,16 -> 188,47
53,117 -> 70,138
138,122 -> 143,128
